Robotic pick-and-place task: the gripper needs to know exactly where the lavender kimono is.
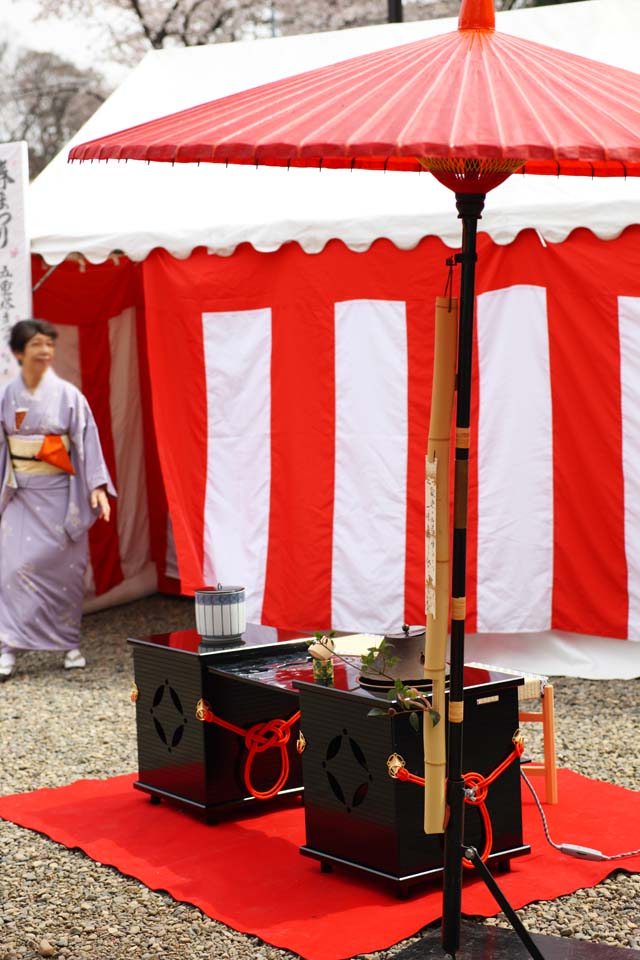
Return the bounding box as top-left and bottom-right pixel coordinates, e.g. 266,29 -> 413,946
0,369 -> 116,653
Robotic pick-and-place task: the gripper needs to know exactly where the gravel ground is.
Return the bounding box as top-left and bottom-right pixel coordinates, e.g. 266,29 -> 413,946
0,594 -> 639,959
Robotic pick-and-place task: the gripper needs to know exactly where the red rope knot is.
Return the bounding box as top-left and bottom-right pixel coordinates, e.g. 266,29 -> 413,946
391,732 -> 524,868
196,701 -> 301,801
243,711 -> 301,801
462,771 -> 489,805
244,717 -> 293,753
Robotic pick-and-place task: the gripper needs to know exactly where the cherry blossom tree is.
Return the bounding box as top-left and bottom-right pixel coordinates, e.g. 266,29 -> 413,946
0,44 -> 107,177
26,0 -> 585,63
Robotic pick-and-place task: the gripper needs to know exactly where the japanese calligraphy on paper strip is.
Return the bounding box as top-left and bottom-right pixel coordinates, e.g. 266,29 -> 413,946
0,142 -> 31,384
425,456 -> 437,617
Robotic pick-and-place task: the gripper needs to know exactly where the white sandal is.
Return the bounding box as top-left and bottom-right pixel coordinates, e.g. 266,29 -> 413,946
63,649 -> 86,670
0,651 -> 16,681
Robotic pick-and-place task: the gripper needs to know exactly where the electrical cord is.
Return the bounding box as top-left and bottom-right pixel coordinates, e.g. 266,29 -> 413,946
520,767 -> 640,862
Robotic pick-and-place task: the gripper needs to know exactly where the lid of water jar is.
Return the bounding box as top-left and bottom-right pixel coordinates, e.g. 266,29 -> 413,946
196,583 -> 245,596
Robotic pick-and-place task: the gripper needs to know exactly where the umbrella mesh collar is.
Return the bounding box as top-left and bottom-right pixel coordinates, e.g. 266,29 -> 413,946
420,156 -> 524,193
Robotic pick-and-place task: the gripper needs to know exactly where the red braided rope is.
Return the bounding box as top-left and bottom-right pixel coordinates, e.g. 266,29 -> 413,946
199,704 -> 301,800
396,768 -> 425,787
395,738 -> 524,866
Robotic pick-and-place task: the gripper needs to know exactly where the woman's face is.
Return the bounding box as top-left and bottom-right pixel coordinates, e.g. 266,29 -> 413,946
15,333 -> 56,374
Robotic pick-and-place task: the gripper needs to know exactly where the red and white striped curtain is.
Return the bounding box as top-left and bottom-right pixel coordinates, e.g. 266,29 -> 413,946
141,228 -> 640,642
31,227 -> 640,642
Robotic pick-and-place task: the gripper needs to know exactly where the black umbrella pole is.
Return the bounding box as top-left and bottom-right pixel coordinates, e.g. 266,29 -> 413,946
441,192 -> 485,957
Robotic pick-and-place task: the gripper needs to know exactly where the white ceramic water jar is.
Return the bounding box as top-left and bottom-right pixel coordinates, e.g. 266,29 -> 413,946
194,584 -> 246,641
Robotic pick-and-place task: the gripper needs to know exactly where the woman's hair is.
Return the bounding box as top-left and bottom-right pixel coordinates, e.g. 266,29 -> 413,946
9,319 -> 58,355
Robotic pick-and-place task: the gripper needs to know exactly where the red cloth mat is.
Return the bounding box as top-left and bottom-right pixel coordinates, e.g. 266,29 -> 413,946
0,769 -> 638,960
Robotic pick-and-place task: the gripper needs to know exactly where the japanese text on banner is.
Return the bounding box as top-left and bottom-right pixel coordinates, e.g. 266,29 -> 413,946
0,142 -> 31,384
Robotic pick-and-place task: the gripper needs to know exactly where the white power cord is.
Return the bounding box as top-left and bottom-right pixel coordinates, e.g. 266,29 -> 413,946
520,767 -> 640,862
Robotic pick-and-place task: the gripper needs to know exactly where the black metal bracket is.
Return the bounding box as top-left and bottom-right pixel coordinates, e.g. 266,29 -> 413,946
454,251 -> 477,266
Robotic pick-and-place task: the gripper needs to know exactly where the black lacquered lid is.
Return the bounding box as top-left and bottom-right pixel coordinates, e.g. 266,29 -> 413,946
383,624 -> 425,642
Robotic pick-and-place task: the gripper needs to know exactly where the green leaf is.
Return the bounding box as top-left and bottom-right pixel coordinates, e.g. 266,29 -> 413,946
409,712 -> 420,732
393,678 -> 404,692
367,707 -> 390,718
431,710 -> 441,727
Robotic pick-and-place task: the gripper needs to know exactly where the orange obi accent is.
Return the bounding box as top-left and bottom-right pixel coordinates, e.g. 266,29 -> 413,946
35,435 -> 75,475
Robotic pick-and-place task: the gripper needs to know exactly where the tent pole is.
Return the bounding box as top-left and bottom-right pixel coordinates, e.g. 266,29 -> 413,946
387,0 -> 403,22
441,191 -> 485,957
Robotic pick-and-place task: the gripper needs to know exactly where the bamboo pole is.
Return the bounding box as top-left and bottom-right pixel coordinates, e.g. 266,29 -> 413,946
423,295 -> 458,835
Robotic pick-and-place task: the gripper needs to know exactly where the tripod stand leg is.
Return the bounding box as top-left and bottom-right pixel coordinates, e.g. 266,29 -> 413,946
464,846 -> 546,960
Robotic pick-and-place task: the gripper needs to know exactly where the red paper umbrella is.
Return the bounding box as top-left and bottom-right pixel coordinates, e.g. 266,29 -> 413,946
70,3 -> 640,956
70,0 -> 640,187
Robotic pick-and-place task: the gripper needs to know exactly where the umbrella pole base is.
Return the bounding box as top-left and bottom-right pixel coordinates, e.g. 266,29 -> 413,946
391,921 -> 640,960
462,845 -> 544,959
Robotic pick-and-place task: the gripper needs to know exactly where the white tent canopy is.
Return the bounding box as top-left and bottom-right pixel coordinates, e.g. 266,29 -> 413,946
31,0 -> 640,265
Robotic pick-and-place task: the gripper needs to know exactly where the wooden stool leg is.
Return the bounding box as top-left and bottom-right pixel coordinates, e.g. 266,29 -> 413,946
541,684 -> 558,804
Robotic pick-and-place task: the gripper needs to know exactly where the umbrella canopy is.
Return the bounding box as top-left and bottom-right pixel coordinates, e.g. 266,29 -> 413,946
70,0 -> 640,184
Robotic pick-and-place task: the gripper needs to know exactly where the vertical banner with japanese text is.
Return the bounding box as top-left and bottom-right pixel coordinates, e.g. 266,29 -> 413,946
0,141 -> 31,383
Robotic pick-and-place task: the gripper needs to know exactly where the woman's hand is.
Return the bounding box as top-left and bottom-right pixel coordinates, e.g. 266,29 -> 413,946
90,486 -> 111,522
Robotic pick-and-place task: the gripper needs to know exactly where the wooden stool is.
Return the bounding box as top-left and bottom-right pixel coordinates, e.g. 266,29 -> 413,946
517,675 -> 558,804
467,665 -> 558,805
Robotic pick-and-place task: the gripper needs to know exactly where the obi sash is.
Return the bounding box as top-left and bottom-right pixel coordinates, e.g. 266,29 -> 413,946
8,434 -> 75,476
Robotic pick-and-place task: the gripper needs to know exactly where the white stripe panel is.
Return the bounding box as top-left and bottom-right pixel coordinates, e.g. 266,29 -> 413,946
618,297 -> 640,642
52,325 -> 82,390
165,513 -> 180,581
333,300 -> 408,632
109,308 -> 151,580
201,309 -> 272,622
54,327 -> 97,599
476,285 -> 553,632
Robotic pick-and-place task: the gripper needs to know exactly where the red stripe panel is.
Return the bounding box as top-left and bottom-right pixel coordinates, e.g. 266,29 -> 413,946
404,297 -> 435,625
141,250 -> 210,594
262,247 -> 335,631
546,234 -> 627,637
465,301 -> 481,635
135,297 -> 173,590
78,323 -> 124,595
32,256 -> 139,328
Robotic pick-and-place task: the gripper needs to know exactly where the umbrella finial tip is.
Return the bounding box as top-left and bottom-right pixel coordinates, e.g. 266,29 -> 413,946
458,0 -> 495,30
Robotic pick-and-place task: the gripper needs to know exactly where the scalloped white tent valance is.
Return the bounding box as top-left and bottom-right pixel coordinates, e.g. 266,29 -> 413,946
31,0 -> 640,265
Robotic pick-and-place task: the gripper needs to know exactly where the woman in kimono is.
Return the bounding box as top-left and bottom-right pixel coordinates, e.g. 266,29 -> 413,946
0,319 -> 116,681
